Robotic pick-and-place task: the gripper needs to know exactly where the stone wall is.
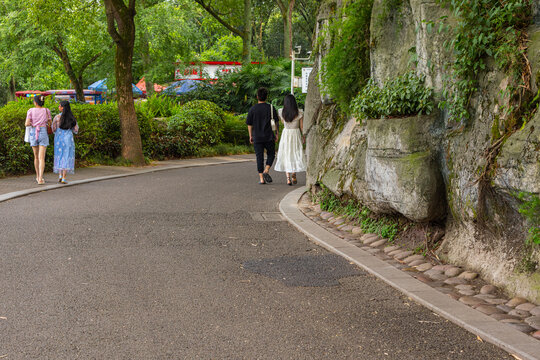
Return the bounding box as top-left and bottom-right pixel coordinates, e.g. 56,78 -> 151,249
306,0 -> 540,301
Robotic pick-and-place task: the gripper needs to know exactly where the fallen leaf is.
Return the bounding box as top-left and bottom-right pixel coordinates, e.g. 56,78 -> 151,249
476,335 -> 483,343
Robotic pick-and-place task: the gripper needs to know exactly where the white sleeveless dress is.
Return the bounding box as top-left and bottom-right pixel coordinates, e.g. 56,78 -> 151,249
274,109 -> 307,172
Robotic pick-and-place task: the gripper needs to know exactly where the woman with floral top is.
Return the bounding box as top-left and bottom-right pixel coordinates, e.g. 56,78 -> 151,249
52,101 -> 78,184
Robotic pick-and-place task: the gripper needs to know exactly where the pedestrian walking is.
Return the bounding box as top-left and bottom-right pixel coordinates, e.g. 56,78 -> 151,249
246,87 -> 279,184
274,94 -> 306,185
25,94 -> 52,185
52,101 -> 78,184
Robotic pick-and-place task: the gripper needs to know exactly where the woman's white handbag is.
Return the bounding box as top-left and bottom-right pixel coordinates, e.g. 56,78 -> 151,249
270,104 -> 277,131
24,126 -> 31,143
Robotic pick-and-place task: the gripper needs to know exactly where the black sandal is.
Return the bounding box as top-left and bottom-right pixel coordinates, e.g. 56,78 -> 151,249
291,173 -> 297,185
263,172 -> 273,183
287,175 -> 292,186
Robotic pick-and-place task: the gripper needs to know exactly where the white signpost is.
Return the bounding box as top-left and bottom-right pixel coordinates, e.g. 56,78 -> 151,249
302,67 -> 313,93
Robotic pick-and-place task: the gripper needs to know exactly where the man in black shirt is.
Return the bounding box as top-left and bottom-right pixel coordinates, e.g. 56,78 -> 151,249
246,87 -> 279,184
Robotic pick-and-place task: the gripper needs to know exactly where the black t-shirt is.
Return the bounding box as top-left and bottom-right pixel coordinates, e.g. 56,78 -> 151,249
246,103 -> 279,143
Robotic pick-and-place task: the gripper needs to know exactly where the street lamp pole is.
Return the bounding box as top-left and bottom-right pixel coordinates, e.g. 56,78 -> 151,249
291,46 -> 312,94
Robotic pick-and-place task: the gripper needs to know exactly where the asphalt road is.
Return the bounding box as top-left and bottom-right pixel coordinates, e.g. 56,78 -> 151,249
0,162 -> 512,359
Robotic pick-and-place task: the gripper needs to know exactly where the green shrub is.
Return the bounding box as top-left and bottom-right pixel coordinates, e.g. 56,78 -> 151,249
223,112 -> 249,145
168,106 -> 224,147
352,71 -> 434,119
137,94 -> 180,118
0,101 -> 35,176
181,99 -> 225,122
69,102 -> 153,162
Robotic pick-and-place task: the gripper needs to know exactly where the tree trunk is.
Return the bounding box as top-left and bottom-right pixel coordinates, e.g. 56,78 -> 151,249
53,42 -> 86,102
242,0 -> 252,64
276,0 -> 295,58
7,76 -> 16,102
116,43 -> 144,164
104,0 -> 145,166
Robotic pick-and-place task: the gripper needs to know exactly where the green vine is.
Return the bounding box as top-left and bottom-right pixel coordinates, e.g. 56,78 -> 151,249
517,192 -> 540,245
438,0 -> 532,127
319,0 -> 373,111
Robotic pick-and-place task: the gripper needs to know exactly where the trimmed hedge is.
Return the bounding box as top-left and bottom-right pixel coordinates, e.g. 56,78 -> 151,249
0,98 -> 242,176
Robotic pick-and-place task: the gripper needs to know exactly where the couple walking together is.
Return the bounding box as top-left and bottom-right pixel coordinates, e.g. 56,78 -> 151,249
25,95 -> 78,185
246,87 -> 306,185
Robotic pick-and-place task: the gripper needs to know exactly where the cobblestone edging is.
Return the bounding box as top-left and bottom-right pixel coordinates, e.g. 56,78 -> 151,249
296,194 -> 540,342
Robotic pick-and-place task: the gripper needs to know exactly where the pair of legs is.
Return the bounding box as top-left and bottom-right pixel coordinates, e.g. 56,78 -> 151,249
285,172 -> 297,186
32,145 -> 46,184
57,170 -> 68,183
254,141 -> 275,184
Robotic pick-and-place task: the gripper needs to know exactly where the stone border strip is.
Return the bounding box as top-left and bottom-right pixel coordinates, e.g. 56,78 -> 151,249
0,157 -> 252,204
279,187 -> 540,360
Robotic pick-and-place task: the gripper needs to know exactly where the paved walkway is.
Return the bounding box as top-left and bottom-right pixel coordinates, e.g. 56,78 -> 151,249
0,156 -> 533,358
0,155 -> 253,202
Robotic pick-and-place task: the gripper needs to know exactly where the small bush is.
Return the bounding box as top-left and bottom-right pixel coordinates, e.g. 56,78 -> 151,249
181,100 -> 225,122
168,108 -> 224,147
352,71 -> 434,119
0,101 -> 35,176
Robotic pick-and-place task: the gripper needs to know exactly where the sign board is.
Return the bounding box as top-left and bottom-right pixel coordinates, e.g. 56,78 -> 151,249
302,67 -> 313,93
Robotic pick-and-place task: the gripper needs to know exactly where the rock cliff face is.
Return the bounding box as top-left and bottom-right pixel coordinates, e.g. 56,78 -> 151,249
305,0 -> 540,301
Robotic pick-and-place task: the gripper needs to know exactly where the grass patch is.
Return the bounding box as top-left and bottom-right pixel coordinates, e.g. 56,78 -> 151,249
313,185 -> 403,242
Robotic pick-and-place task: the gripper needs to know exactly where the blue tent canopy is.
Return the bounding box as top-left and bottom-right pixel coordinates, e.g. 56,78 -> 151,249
163,80 -> 204,95
88,78 -> 143,95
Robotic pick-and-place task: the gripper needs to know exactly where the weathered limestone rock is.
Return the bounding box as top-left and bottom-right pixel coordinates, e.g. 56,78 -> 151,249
365,116 -> 445,221
307,0 -> 540,302
370,0 -> 415,85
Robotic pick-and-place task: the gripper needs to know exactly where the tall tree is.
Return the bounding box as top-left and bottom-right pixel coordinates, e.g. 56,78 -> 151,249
104,0 -> 145,165
274,0 -> 295,58
194,0 -> 252,64
25,0 -> 108,102
0,1 -> 61,100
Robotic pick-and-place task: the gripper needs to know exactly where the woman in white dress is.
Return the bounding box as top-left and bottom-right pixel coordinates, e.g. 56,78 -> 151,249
274,94 -> 307,185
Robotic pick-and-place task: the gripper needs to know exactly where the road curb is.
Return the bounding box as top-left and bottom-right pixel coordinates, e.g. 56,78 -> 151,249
279,187 -> 540,360
0,158 -> 252,204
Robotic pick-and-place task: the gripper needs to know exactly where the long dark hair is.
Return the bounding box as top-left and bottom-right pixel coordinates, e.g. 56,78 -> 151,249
59,101 -> 77,130
282,94 -> 299,122
34,94 -> 45,107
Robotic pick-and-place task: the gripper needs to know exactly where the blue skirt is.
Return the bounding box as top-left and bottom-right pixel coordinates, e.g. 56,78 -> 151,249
53,129 -> 75,174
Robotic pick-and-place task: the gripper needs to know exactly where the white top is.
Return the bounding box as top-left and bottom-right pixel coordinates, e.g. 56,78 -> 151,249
278,109 -> 303,130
